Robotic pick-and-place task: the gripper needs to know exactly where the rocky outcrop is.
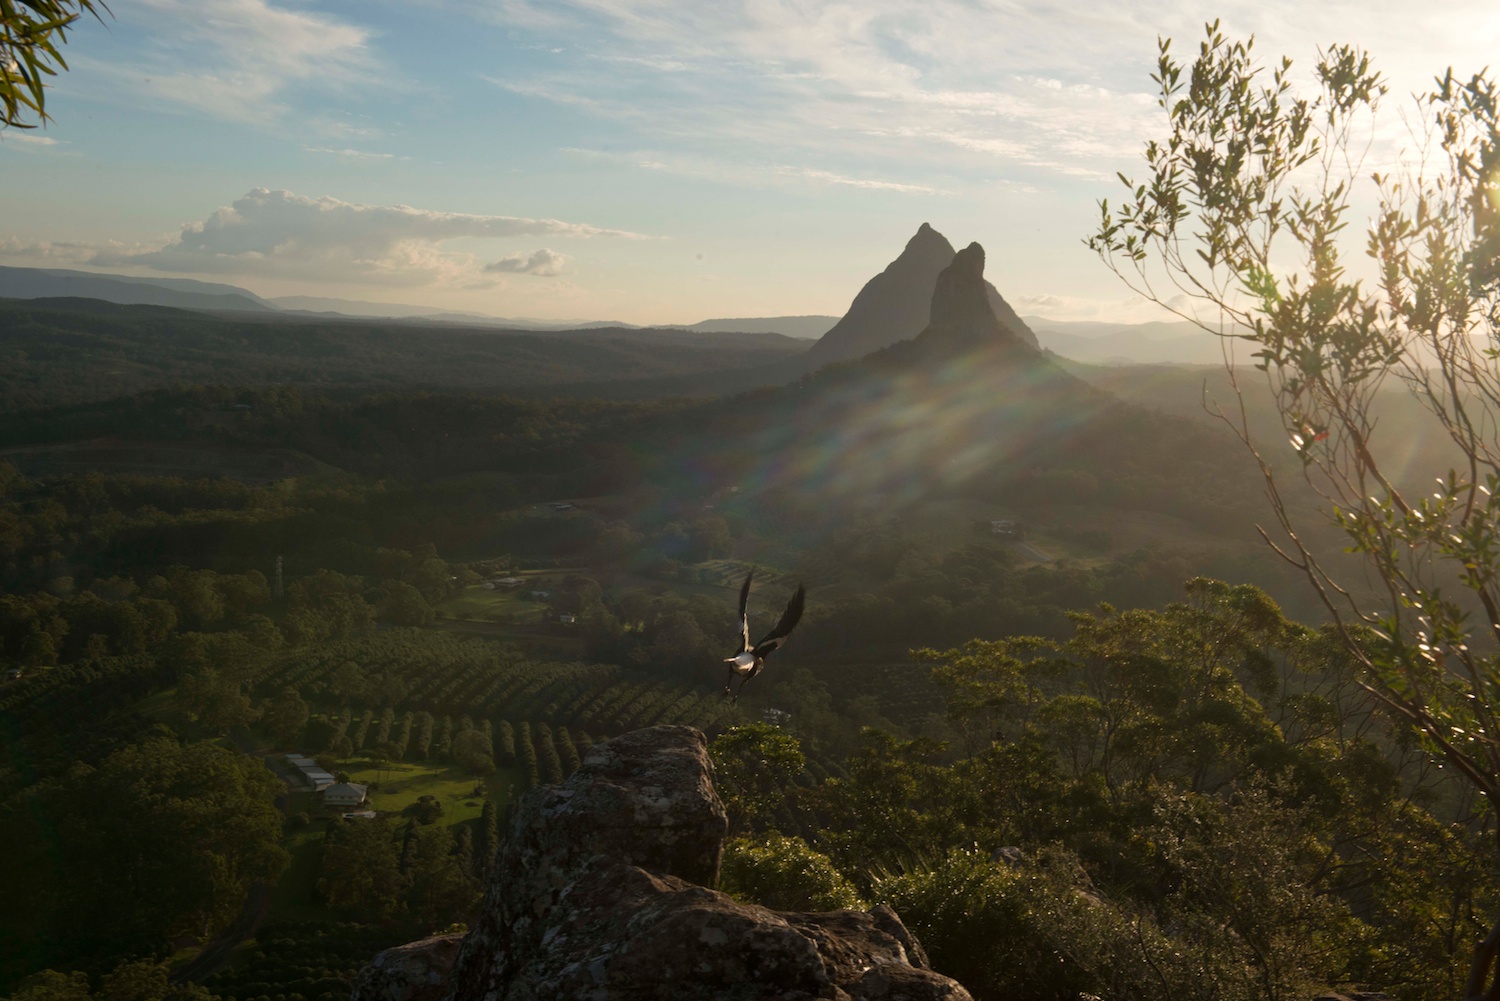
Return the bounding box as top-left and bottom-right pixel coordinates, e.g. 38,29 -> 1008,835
804,223 -> 1037,370
352,725 -> 971,1001
804,223 -> 956,369
922,242 -> 1026,350
350,935 -> 463,1001
850,240 -> 1041,377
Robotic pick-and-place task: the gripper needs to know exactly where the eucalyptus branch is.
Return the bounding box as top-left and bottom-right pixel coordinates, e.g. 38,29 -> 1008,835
1094,30 -> 1500,993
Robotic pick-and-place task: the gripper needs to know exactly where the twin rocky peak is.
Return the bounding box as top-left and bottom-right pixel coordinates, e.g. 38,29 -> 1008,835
805,222 -> 1038,369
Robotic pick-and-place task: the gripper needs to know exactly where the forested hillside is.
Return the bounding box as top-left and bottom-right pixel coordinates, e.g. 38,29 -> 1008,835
0,297 -> 807,412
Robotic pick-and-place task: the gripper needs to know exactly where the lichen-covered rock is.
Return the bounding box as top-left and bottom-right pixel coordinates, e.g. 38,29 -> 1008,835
846,964 -> 973,1001
352,725 -> 972,1001
350,934 -> 463,1001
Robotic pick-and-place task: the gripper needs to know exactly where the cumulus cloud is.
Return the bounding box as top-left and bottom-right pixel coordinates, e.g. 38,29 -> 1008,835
484,249 -> 570,276
88,188 -> 642,285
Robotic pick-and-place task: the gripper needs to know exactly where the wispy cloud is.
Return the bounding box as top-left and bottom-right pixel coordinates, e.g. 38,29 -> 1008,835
561,146 -> 941,195
0,133 -> 71,153
0,237 -> 100,261
84,0 -> 376,124
470,0 -> 1500,191
302,146 -> 402,162
473,0 -> 1166,188
85,188 -> 646,285
778,167 -> 939,194
484,248 -> 570,276
1015,292 -> 1204,325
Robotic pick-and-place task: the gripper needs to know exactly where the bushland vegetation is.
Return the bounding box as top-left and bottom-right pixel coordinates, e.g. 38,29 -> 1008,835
0,415 -> 1488,1000
6,24 -> 1500,992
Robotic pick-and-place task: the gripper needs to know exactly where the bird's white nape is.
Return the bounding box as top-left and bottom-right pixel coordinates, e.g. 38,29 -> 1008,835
726,651 -> 756,673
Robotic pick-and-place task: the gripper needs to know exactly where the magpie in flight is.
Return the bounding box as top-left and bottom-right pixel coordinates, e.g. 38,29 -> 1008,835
724,573 -> 805,702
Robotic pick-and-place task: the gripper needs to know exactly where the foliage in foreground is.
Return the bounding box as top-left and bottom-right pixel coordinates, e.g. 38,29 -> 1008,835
0,1 -> 107,129
1091,21 -> 1500,995
0,734 -> 287,983
719,834 -> 864,912
722,580 -> 1494,1001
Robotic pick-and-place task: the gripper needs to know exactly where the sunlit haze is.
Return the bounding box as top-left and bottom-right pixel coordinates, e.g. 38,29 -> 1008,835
3,0 -> 1497,324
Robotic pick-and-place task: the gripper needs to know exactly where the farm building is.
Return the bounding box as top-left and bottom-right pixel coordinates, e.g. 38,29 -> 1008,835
322,783 -> 368,809
284,753 -> 337,790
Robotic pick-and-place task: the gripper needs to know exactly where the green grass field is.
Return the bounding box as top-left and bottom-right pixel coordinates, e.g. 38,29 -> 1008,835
344,758 -> 521,826
434,586 -> 541,623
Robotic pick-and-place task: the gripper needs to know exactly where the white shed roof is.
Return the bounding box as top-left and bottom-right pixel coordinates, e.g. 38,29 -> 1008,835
323,782 -> 368,801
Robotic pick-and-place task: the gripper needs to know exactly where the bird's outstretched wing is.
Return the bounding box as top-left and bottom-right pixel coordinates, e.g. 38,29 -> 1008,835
752,584 -> 804,658
736,572 -> 753,654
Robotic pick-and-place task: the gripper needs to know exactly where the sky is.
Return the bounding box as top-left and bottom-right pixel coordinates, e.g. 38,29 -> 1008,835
1,0 -> 1498,325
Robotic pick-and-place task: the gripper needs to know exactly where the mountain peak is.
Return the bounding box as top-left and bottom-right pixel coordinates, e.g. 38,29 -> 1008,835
955,241 -> 984,273
803,226 -> 1039,370
928,242 -> 989,334
903,221 -> 951,255
803,224 -> 959,368
906,221 -> 953,248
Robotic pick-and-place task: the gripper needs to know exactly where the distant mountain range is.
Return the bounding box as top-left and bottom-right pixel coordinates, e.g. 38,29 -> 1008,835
1025,318 -> 1230,366
268,296 -> 644,330
681,316 -> 836,339
267,295 -> 496,321
0,266 -> 275,312
0,262 -> 1225,365
0,265 -> 837,338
